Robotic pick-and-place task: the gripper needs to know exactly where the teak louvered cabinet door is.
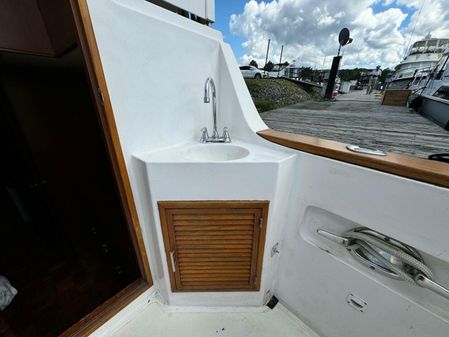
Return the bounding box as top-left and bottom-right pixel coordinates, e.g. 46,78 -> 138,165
158,201 -> 269,292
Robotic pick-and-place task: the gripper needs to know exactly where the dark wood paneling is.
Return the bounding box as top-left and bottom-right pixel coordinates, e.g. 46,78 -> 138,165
257,129 -> 449,188
0,0 -> 76,56
159,201 -> 269,292
0,49 -> 144,337
0,0 -> 155,336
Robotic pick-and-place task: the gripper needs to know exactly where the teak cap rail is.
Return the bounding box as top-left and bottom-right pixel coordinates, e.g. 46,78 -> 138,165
257,129 -> 449,188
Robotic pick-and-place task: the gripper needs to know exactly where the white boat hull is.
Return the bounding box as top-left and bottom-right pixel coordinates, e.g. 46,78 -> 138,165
422,95 -> 449,130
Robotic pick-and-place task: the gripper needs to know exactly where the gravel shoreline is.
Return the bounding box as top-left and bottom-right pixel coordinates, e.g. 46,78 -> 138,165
245,78 -> 312,112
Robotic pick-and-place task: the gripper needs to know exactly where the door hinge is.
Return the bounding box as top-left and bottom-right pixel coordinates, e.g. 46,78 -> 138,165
97,87 -> 105,105
170,251 -> 176,273
259,218 -> 263,229
271,243 -> 280,257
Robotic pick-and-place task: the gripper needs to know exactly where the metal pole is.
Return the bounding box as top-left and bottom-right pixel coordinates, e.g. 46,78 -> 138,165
264,39 -> 271,75
324,56 -> 342,99
321,56 -> 326,70
321,56 -> 327,82
277,45 -> 284,78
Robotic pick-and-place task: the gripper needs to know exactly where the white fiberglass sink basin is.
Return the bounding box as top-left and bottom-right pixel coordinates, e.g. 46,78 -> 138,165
182,144 -> 250,162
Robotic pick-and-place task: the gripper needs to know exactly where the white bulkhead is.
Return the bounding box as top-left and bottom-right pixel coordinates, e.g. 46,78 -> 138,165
86,1 -> 449,336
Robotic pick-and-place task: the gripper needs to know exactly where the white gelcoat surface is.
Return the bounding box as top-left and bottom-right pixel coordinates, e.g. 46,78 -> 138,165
275,153 -> 449,337
106,291 -> 319,337
135,140 -> 291,163
89,289 -> 157,337
87,0 -> 279,306
181,144 -> 250,161
87,1 -> 449,336
134,140 -> 296,306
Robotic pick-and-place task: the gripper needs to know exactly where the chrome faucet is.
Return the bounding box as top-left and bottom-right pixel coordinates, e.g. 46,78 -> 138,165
200,77 -> 231,143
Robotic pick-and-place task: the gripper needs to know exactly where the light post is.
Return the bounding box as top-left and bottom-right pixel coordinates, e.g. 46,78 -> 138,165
324,28 -> 353,99
264,39 -> 271,76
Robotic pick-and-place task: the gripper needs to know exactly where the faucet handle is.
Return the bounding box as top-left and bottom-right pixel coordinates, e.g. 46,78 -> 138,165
222,127 -> 231,143
200,127 -> 209,143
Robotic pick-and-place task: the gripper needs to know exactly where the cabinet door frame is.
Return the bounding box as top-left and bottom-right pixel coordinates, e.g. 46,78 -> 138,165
159,200 -> 269,292
60,1 -> 154,336
70,0 -> 152,284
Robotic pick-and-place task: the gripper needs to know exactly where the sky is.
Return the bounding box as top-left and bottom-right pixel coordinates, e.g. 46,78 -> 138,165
212,0 -> 449,69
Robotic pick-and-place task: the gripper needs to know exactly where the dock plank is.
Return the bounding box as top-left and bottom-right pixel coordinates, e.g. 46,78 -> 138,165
260,90 -> 449,159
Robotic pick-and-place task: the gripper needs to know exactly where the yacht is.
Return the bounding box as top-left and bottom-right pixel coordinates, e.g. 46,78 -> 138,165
390,34 -> 448,89
1,1 -> 449,337
418,47 -> 449,130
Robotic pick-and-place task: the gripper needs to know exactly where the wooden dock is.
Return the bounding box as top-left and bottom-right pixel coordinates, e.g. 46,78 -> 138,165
260,90 -> 449,159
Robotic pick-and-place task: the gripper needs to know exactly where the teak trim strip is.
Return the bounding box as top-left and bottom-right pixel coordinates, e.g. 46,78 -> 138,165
71,0 -> 152,284
59,279 -> 149,337
65,1 -> 154,336
257,129 -> 449,188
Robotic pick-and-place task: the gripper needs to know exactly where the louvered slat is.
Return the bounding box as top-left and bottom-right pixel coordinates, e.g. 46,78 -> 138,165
159,201 -> 269,292
173,209 -> 254,288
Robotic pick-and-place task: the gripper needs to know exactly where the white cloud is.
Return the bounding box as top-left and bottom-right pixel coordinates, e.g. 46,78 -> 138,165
229,0 -> 449,69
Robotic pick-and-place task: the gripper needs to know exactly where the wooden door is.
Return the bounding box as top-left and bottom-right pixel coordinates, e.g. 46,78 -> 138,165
158,201 -> 269,292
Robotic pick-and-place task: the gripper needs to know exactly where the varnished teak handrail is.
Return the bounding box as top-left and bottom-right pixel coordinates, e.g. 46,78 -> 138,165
257,129 -> 449,188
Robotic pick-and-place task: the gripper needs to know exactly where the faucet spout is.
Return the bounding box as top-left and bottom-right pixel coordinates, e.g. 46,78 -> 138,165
204,77 -> 219,139
201,77 -> 231,143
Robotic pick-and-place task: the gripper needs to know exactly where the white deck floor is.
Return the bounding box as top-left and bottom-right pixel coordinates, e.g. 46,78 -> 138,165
108,292 -> 319,337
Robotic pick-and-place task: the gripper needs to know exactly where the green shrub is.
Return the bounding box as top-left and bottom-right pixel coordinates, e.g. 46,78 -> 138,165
254,100 -> 275,112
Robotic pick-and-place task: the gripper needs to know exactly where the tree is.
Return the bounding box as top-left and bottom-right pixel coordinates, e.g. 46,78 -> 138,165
249,60 -> 258,68
339,69 -> 362,81
263,61 -> 274,71
379,68 -> 393,83
301,67 -> 314,81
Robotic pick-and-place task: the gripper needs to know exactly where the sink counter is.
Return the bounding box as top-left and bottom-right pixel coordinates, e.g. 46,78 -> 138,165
132,139 -> 296,307
133,139 -> 293,164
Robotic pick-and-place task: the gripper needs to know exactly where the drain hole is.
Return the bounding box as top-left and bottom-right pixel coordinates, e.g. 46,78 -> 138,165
349,299 -> 363,309
346,293 -> 367,312
266,295 -> 279,310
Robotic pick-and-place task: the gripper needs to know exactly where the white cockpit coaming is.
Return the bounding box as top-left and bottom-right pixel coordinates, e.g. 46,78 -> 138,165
86,1 -> 449,336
